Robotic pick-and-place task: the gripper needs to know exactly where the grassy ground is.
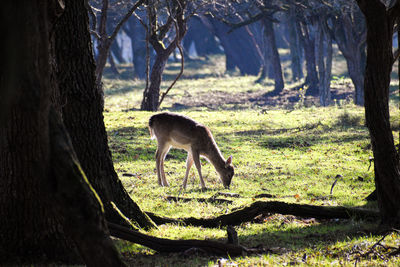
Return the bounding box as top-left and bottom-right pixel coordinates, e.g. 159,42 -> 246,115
103,54 -> 400,266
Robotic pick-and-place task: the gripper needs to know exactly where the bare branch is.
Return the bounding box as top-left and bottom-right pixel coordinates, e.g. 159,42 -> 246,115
85,0 -> 97,33
109,0 -> 146,43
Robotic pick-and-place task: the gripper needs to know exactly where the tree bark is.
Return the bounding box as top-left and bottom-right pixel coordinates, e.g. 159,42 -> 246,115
297,20 -> 319,96
287,9 -> 303,81
261,18 -> 284,94
108,223 -> 246,256
333,7 -> 366,106
315,19 -> 332,106
0,1 -> 124,264
357,0 -> 400,226
54,0 -> 156,229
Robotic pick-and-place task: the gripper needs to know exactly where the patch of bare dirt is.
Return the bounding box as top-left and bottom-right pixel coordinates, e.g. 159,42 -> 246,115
173,82 -> 355,110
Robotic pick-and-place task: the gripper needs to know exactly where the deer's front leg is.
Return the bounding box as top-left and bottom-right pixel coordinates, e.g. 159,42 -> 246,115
182,152 -> 193,189
192,150 -> 206,190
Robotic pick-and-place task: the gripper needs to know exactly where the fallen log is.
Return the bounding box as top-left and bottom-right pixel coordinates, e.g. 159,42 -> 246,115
165,195 -> 233,204
146,200 -> 379,228
108,222 -> 246,256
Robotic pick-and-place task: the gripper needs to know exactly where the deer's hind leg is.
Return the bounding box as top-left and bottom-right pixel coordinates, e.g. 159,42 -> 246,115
155,140 -> 171,187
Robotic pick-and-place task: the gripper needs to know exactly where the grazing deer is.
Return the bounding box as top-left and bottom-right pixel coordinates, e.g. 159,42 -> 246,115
149,112 -> 234,189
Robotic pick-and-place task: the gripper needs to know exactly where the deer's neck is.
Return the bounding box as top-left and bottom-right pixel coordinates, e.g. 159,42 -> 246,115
205,141 -> 226,172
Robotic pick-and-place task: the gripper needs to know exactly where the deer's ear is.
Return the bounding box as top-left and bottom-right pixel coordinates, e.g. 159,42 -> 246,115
226,155 -> 232,166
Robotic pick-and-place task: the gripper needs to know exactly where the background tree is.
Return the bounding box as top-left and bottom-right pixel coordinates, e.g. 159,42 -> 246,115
332,0 -> 366,106
216,0 -> 285,94
140,0 -> 189,111
89,0 -> 145,85
356,0 -> 400,226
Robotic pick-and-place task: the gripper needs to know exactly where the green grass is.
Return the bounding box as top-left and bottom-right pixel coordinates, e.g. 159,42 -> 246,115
103,54 -> 400,266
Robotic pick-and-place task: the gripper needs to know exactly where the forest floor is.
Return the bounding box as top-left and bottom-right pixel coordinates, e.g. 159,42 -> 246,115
102,54 -> 400,266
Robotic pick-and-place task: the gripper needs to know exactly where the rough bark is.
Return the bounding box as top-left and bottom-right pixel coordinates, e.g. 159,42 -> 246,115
54,0 -> 155,229
146,200 -> 379,228
49,109 -> 126,267
0,1 -> 124,264
357,0 -> 400,227
0,1 -> 77,263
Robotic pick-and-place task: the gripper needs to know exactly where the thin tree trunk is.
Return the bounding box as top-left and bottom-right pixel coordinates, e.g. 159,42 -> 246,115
287,10 -> 303,81
108,53 -> 120,75
141,53 -> 168,111
316,20 -> 332,106
297,20 -> 319,96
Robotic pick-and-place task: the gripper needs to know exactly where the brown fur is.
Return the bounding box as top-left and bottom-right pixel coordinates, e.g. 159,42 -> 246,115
149,112 -> 234,189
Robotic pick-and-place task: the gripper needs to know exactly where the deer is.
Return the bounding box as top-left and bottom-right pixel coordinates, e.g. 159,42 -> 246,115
148,112 -> 234,190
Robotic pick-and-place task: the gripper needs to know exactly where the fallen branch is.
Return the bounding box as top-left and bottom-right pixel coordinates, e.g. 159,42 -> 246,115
147,200 -> 379,228
165,195 -> 233,204
108,222 -> 246,256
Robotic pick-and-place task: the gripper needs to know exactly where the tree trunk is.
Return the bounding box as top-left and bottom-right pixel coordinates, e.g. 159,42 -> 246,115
0,1 -> 124,264
141,53 -> 169,111
0,2 -> 77,262
347,54 -> 365,106
108,53 -> 120,75
333,11 -> 366,106
316,20 -> 332,106
183,17 -> 222,58
140,1 -> 188,111
125,16 -> 147,79
203,16 -> 262,75
357,0 -> 400,227
111,38 -> 125,63
287,10 -> 303,81
297,20 -> 319,96
54,0 -> 156,229
262,18 -> 284,94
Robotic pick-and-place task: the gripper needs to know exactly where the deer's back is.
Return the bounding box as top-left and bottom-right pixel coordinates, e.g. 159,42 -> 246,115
149,112 -> 213,150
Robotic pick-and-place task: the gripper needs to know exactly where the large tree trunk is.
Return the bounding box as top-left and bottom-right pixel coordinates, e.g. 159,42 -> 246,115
357,0 -> 400,227
0,1 -> 124,264
54,0 -> 155,229
261,18 -> 284,95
